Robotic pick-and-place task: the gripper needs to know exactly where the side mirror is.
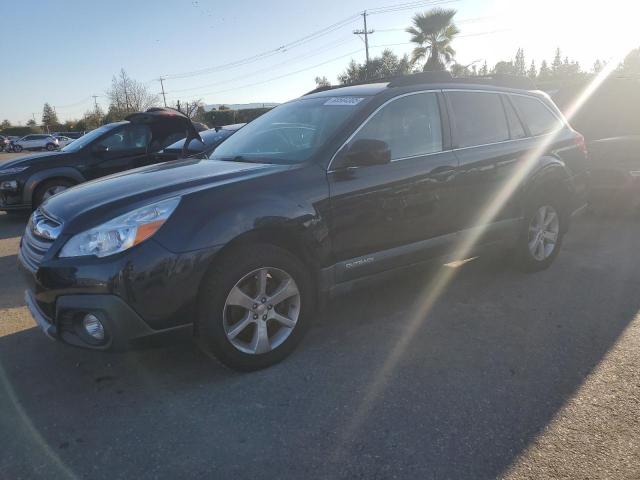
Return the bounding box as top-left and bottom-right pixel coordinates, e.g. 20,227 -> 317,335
342,139 -> 391,167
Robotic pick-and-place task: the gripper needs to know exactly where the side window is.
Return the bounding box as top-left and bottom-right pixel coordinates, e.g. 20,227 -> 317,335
22,136 -> 32,141
351,92 -> 443,160
100,124 -> 151,152
502,96 -> 526,139
448,92 -> 509,148
511,95 -> 563,136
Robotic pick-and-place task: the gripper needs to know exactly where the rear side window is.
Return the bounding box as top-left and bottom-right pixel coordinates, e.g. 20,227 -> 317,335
352,92 -> 443,160
448,92 -> 509,148
511,95 -> 562,136
502,96 -> 526,139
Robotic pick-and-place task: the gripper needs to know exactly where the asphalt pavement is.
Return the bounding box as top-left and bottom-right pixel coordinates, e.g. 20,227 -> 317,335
0,199 -> 639,478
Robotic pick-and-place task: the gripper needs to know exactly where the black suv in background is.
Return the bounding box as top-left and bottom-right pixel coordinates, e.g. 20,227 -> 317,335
0,108 -> 202,211
19,73 -> 588,371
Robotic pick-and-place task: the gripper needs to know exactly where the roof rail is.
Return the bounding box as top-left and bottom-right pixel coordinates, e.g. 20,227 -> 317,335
387,71 -> 453,87
453,74 -> 536,90
303,85 -> 342,96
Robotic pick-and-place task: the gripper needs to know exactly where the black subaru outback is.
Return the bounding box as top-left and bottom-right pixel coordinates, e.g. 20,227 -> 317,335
18,72 -> 588,371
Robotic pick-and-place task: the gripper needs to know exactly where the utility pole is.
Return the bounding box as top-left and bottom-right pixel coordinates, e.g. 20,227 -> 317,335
353,10 -> 374,78
159,77 -> 167,107
176,100 -> 181,113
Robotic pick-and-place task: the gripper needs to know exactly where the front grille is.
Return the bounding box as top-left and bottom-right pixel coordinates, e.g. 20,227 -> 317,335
20,210 -> 59,271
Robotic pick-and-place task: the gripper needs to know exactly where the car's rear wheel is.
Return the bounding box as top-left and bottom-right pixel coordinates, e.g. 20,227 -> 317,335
33,179 -> 75,207
45,143 -> 56,151
197,244 -> 315,371
513,198 -> 565,272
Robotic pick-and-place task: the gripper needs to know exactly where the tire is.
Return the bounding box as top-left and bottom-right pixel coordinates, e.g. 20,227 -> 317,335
45,143 -> 56,151
33,179 -> 75,208
512,194 -> 566,272
13,145 -> 22,153
197,244 -> 315,371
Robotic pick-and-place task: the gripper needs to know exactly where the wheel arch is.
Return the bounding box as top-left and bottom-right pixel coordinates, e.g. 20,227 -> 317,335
521,157 -> 575,230
22,167 -> 86,205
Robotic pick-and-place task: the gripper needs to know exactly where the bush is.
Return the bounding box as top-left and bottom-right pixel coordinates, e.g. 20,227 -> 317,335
1,126 -> 40,137
203,108 -> 272,127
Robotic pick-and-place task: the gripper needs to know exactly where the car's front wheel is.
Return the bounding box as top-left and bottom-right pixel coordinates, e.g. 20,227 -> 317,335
197,244 -> 315,371
33,179 -> 75,207
45,143 -> 56,151
513,198 -> 565,272
13,145 -> 22,153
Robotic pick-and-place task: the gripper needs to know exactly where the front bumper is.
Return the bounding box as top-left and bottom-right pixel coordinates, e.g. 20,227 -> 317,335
23,289 -> 190,350
18,238 -> 218,350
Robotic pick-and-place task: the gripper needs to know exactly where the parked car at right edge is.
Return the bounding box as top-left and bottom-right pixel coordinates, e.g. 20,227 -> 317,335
18,72 -> 588,371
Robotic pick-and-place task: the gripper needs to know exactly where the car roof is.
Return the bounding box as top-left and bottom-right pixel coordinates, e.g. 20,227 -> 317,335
303,77 -> 545,98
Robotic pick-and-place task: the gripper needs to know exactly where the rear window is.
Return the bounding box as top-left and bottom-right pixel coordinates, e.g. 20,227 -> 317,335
448,92 -> 509,148
511,95 -> 562,136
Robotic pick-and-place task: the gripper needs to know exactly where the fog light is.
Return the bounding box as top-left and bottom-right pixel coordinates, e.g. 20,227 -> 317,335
82,314 -> 105,341
0,180 -> 18,191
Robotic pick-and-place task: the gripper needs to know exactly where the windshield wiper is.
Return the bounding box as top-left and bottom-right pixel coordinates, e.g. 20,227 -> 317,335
220,155 -> 272,164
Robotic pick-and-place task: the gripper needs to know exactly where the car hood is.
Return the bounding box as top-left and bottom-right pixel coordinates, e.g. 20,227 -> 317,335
0,151 -> 67,170
42,159 -> 285,233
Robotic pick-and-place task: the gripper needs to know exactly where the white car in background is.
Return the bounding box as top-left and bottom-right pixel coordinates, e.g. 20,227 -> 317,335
54,135 -> 74,148
13,134 -> 59,152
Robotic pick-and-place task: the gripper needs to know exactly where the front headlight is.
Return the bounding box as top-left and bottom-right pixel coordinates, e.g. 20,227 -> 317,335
0,166 -> 29,175
59,197 -> 181,258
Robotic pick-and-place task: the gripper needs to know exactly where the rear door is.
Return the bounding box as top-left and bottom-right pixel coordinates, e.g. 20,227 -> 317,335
86,124 -> 152,179
446,90 -> 530,244
327,91 -> 459,281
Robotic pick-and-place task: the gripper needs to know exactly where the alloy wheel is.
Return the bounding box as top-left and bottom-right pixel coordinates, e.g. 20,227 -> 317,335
223,267 -> 301,355
528,205 -> 560,261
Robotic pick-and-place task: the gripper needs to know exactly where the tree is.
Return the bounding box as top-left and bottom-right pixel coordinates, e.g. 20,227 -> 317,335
174,99 -> 205,120
514,48 -> 526,76
26,119 -> 37,128
406,8 -> 459,71
1,120 -> 11,130
492,61 -> 516,75
83,106 -> 104,130
527,60 -> 537,79
41,103 -> 58,128
619,48 -> 640,75
538,60 -> 552,81
338,49 -> 412,84
106,68 -> 159,119
479,60 -> 488,76
593,59 -> 604,73
551,48 -> 563,74
314,76 -> 331,88
450,63 -> 471,77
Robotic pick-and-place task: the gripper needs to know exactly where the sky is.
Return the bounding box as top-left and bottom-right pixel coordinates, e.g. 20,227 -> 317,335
1,0 -> 637,124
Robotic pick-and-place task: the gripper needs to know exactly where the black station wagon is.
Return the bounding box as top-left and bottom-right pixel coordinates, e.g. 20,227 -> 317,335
19,72 -> 588,371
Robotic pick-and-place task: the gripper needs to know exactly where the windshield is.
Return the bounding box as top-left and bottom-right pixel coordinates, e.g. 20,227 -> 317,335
61,124 -> 116,152
210,96 -> 369,164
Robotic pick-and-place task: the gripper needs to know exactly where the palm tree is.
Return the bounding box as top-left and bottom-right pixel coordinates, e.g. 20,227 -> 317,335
406,8 -> 459,71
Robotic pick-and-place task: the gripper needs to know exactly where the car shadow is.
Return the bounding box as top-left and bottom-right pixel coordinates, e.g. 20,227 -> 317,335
0,254 -> 24,310
0,211 -> 28,240
0,215 -> 638,479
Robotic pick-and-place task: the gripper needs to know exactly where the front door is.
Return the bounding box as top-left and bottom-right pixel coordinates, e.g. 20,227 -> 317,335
87,124 -> 152,179
327,91 -> 459,282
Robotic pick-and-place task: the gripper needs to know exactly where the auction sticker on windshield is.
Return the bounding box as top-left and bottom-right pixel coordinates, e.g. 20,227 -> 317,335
324,97 -> 365,106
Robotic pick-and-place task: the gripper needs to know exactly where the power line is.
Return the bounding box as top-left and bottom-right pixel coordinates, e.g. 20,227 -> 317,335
161,13 -> 362,80
166,48 -> 365,102
167,36 -> 357,95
